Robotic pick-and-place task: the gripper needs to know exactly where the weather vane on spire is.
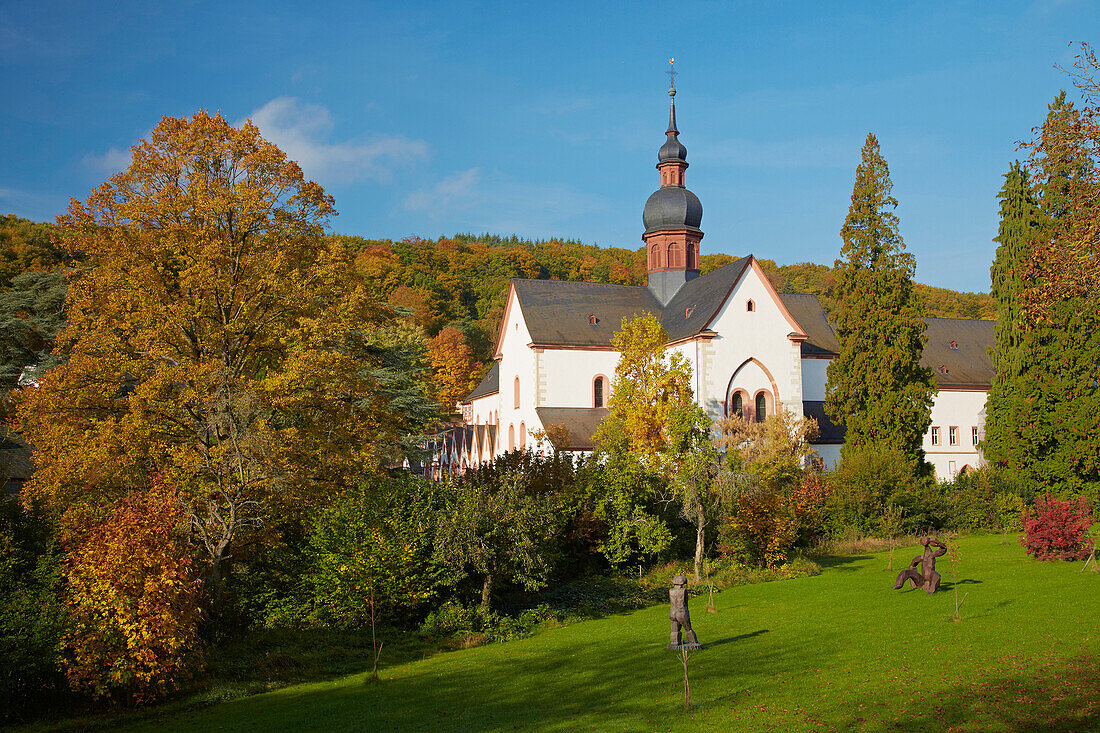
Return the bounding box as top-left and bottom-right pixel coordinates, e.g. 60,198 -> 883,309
667,58 -> 676,91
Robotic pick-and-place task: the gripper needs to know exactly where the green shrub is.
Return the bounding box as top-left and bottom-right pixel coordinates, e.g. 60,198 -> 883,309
418,600 -> 477,639
308,474 -> 441,626
824,444 -> 929,536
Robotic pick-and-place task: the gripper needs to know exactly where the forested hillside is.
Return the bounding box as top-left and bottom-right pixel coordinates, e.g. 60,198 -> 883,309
0,216 -> 994,414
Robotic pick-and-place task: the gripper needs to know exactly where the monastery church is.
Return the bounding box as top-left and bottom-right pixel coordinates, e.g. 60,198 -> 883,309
439,82 -> 993,481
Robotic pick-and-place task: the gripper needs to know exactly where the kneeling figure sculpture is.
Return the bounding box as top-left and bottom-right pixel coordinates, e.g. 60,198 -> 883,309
893,536 -> 947,594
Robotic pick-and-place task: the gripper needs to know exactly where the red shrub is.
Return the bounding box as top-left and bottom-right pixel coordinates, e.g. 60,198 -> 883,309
1020,494 -> 1095,561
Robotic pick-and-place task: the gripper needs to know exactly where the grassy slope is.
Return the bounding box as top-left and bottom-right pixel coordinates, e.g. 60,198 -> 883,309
121,534 -> 1098,732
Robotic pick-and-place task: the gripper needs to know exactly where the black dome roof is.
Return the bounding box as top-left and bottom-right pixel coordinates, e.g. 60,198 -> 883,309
643,186 -> 702,233
659,135 -> 687,163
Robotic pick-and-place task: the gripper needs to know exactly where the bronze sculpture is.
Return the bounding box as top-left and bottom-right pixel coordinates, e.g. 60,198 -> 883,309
668,574 -> 701,649
893,536 -> 947,594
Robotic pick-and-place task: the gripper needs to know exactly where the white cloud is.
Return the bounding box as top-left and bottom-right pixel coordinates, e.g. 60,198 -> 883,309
404,168 -> 481,212
83,146 -> 133,174
243,97 -> 428,185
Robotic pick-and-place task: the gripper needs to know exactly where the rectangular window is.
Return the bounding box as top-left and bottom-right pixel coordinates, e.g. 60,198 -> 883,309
931,427 -> 940,446
949,426 -> 958,446
949,460 -> 957,476
972,426 -> 979,446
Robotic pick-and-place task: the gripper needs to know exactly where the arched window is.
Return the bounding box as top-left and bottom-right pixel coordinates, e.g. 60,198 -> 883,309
593,376 -> 605,408
730,392 -> 743,418
755,392 -> 768,422
651,243 -> 663,269
514,376 -> 520,409
667,243 -> 682,268
508,424 -> 515,451
686,242 -> 696,269
746,299 -> 756,312
519,421 -> 526,450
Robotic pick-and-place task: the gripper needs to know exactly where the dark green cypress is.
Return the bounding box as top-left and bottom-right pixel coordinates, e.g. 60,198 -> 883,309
825,133 -> 937,464
982,161 -> 1042,475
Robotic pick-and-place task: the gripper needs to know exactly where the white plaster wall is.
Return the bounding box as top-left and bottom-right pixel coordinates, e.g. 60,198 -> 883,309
467,391 -> 500,426
923,389 -> 988,480
801,358 -> 830,402
702,266 -> 803,422
497,294 -> 542,454
539,349 -> 619,407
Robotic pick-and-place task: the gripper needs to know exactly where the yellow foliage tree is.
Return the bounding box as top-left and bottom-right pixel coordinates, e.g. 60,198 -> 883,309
18,111 -> 414,606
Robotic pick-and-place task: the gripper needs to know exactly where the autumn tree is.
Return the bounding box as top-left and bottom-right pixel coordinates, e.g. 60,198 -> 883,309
713,411 -> 820,567
18,111 -> 427,611
62,479 -> 202,703
592,313 -> 710,568
428,325 -> 478,412
825,133 -> 936,464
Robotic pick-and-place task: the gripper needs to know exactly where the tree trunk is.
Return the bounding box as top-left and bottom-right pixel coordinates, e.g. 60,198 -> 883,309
480,573 -> 493,615
694,506 -> 705,582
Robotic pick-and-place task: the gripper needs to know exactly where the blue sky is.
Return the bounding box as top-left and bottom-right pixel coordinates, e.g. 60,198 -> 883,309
1,1 -> 1096,293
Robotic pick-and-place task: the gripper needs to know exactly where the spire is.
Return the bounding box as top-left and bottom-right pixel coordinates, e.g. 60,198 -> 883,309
658,59 -> 687,165
666,59 -> 678,135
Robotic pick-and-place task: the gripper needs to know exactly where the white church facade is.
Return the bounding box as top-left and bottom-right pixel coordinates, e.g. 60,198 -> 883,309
444,84 -> 993,481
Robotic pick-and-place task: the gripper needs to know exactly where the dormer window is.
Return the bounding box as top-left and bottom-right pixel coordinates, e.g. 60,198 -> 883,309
949,340 -> 958,350
939,365 -> 949,375
746,300 -> 755,312
588,314 -> 599,326
685,306 -> 695,318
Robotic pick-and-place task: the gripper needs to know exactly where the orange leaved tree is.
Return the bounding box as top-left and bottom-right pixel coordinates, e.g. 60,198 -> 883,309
63,479 -> 202,703
18,111 -> 413,609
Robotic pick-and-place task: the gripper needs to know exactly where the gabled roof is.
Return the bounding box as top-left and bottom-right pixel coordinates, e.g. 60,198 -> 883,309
779,293 -> 840,356
534,407 -> 609,450
779,294 -> 995,388
662,257 -> 751,340
465,362 -> 499,403
510,257 -> 753,348
512,279 -> 661,347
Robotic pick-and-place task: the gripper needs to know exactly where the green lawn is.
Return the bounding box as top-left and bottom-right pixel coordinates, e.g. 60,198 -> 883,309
121,534 -> 1098,732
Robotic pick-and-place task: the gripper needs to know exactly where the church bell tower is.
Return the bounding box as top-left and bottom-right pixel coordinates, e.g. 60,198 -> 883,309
643,63 -> 703,305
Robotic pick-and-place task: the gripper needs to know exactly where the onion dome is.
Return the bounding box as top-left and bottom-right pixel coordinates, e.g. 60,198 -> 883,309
643,186 -> 703,233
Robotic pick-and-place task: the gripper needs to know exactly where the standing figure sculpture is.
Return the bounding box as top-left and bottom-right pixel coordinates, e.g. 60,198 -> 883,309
893,536 -> 948,594
668,575 -> 701,649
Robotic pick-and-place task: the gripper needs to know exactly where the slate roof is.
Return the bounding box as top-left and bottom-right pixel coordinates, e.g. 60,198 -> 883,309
512,279 -> 661,347
510,256 -> 752,348
534,407 -> 609,450
778,294 -> 995,388
921,318 -> 996,388
465,362 -> 499,402
662,257 -> 751,340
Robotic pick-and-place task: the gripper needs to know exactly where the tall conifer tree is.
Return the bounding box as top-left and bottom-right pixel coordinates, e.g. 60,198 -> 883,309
825,133 -> 936,463
1019,93 -> 1100,494
983,162 -> 1042,473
